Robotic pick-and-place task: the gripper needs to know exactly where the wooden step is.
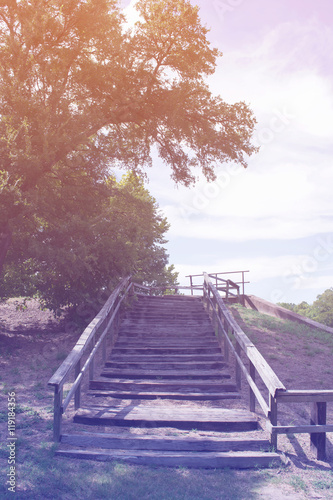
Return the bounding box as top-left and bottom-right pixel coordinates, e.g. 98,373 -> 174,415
115,338 -> 219,345
55,448 -> 281,468
105,361 -> 226,370
100,368 -> 231,380
125,319 -> 210,323
74,406 -> 258,431
117,331 -> 216,337
90,380 -> 238,393
111,347 -> 222,355
87,389 -> 241,400
108,354 -> 225,363
61,433 -> 270,452
114,341 -> 219,349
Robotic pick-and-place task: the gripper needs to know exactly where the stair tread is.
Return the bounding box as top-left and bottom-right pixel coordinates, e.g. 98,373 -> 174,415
87,389 -> 241,400
55,448 -> 281,468
75,405 -> 257,422
61,432 -> 269,450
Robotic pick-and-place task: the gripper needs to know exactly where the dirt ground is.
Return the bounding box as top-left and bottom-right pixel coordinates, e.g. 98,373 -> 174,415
0,297 -> 333,499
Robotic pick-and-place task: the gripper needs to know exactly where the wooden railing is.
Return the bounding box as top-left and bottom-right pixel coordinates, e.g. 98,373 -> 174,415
186,271 -> 250,300
48,272 -> 333,459
202,272 -> 333,459
48,276 -> 133,441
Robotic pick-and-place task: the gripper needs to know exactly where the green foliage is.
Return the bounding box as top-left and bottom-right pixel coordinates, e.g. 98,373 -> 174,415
312,288 -> 333,327
0,0 -> 256,305
2,172 -> 178,312
278,289 -> 333,327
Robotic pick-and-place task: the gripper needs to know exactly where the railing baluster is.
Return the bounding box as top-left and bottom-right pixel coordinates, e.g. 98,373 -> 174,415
235,341 -> 242,390
249,361 -> 256,412
74,359 -> 81,410
269,394 -> 278,450
310,402 -> 327,460
53,385 -> 63,442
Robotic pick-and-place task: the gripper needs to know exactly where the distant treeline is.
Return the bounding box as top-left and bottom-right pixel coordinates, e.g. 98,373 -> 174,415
278,288 -> 333,327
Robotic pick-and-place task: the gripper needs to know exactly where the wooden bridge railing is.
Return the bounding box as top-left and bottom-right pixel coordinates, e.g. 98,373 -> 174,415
48,276 -> 133,441
202,272 -> 333,459
48,272 -> 333,459
186,271 -> 250,301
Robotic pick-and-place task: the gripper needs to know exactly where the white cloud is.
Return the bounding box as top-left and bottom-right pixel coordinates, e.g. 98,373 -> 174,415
122,0 -> 141,28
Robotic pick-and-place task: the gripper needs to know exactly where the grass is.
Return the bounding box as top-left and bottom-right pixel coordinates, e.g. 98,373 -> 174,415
230,304 -> 333,350
1,300 -> 333,499
0,441 -> 272,500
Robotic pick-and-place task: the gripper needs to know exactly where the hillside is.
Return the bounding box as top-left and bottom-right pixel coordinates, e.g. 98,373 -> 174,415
0,298 -> 333,499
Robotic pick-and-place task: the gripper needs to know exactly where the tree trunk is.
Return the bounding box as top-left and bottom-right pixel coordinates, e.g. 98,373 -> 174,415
0,224 -> 12,276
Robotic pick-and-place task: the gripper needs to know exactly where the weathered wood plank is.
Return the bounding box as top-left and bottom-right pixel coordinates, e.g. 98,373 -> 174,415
88,390 -> 241,400
203,274 -> 286,397
310,402 -> 327,460
267,423 -> 333,434
74,406 -> 258,431
111,347 -> 222,355
61,433 -> 270,452
55,449 -> 281,468
89,380 -> 238,392
276,390 -> 333,403
48,276 -> 131,388
100,369 -> 231,380
108,354 -> 225,363
104,361 -> 227,370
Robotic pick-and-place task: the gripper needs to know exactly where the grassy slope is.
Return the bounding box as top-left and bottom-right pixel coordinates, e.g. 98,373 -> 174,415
0,300 -> 333,499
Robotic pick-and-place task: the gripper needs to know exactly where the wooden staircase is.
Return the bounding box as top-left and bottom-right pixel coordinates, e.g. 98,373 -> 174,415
56,295 -> 281,468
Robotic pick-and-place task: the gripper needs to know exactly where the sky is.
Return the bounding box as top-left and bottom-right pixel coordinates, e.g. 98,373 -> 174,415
121,0 -> 333,305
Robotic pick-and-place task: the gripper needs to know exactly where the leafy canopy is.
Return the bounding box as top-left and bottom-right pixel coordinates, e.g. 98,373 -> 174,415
0,0 -> 257,306
0,0 -> 257,196
2,171 -> 178,312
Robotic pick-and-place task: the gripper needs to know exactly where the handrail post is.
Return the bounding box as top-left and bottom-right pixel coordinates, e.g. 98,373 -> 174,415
310,402 -> 327,460
224,319 -> 229,363
53,385 -> 63,442
235,341 -> 241,390
74,359 -> 81,410
89,337 -> 96,383
269,394 -> 278,450
249,361 -> 256,412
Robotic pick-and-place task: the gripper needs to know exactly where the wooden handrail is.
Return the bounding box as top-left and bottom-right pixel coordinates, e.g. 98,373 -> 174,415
48,276 -> 132,441
202,272 -> 332,459
48,276 -> 131,389
203,273 -> 285,398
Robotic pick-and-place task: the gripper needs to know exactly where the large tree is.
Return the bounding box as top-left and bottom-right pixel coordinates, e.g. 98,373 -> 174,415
2,171 -> 178,312
0,0 -> 257,273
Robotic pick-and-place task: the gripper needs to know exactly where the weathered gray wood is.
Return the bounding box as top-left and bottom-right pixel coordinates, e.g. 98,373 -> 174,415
74,359 -> 81,410
236,342 -> 242,390
53,386 -> 63,442
310,402 -> 327,460
111,347 -> 222,355
115,340 -> 220,347
48,276 -> 131,388
203,274 -> 286,398
88,389 -> 241,400
109,354 -> 225,363
276,390 -> 333,403
100,368 -> 231,380
269,395 -> 278,450
249,361 -> 256,412
55,449 -> 281,468
104,361 -> 227,370
74,406 -> 258,431
267,422 -> 333,434
89,380 -> 238,392
61,433 -> 270,452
